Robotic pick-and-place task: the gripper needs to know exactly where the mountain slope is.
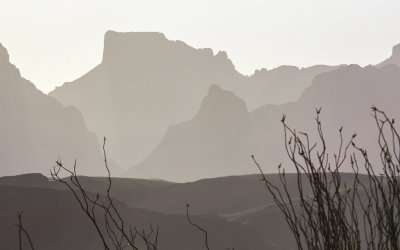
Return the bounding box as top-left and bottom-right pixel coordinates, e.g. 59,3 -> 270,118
0,43 -> 107,176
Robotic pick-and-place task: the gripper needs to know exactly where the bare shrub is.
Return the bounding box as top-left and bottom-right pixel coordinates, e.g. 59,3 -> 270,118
253,107 -> 400,250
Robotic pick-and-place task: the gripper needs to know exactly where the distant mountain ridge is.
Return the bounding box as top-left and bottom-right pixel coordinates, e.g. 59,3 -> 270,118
50,30 -> 341,168
126,64 -> 400,181
128,85 -> 260,181
2,31 -> 398,181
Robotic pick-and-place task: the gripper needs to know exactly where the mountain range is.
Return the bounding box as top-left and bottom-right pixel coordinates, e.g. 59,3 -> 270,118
49,31 -> 341,168
1,31 -> 399,181
129,63 -> 400,181
1,30 -> 400,249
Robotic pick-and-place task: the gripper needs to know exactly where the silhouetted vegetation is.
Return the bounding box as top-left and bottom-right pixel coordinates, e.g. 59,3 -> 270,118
185,203 -> 210,250
253,107 -> 400,249
16,212 -> 34,250
50,137 -> 159,250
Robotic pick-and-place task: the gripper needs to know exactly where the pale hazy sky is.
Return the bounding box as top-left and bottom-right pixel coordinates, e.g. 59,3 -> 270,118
1,0 -> 400,93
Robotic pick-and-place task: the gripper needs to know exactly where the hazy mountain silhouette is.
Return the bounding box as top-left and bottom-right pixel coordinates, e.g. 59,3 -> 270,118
49,31 -> 339,167
251,64 -> 400,171
377,43 -> 400,67
246,64 -> 343,105
127,85 -> 260,181
0,43 -> 110,176
126,64 -> 400,181
49,31 -> 242,167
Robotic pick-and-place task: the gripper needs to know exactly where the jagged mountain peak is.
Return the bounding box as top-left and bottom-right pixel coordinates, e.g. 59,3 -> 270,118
197,84 -> 248,120
50,31 -> 340,169
101,30 -> 238,74
127,84 -> 257,182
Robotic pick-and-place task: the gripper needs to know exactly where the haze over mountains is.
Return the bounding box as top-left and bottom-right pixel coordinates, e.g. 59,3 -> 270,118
0,30 -> 399,181
0,43 -> 109,176
49,31 -> 340,169
128,85 -> 261,181
1,30 -> 400,249
128,64 -> 400,181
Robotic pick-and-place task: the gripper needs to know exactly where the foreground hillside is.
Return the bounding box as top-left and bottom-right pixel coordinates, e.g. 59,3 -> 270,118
0,160 -> 380,250
0,174 -> 276,250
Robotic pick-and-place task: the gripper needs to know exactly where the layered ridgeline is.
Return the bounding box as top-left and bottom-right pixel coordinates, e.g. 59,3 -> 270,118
127,64 -> 400,181
128,85 -> 261,181
252,64 -> 400,171
0,43 -> 110,176
50,31 -> 340,167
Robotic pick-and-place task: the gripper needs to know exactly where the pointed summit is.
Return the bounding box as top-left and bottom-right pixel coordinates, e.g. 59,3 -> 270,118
208,83 -> 223,94
197,84 -> 248,121
127,85 -> 257,182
